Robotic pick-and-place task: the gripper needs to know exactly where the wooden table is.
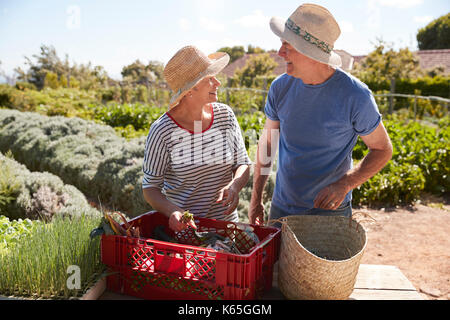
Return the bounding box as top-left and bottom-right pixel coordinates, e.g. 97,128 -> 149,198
264,263 -> 424,300
97,263 -> 424,300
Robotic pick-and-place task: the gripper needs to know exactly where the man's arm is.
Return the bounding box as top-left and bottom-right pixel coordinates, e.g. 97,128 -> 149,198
249,118 -> 280,224
314,121 -> 393,210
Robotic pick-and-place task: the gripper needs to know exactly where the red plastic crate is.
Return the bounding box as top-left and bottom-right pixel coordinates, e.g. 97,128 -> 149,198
101,211 -> 280,300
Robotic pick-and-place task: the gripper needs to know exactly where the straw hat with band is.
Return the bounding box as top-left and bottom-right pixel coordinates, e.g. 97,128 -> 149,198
270,3 -> 342,68
163,46 -> 230,110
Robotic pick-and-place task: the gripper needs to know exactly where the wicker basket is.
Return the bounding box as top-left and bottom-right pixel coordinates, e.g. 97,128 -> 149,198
277,215 -> 367,300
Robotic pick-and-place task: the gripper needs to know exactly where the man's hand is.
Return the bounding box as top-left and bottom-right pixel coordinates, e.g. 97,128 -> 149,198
249,198 -> 265,225
313,181 -> 350,210
314,122 -> 392,210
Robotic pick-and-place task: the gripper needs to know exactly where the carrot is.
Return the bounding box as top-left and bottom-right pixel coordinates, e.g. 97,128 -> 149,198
115,211 -> 131,229
105,213 -> 127,236
135,226 -> 141,239
104,213 -> 119,234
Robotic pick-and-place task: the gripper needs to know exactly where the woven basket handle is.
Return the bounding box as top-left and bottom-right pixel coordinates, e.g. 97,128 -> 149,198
266,217 -> 287,227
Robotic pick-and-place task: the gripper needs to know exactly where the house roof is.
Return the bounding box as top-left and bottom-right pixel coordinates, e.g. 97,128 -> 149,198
353,49 -> 450,74
220,49 -> 450,78
415,49 -> 450,73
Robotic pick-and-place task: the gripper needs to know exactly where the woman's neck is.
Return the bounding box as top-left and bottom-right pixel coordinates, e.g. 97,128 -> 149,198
168,101 -> 213,132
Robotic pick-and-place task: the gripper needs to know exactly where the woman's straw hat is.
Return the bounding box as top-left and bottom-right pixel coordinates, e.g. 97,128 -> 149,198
270,3 -> 342,68
163,46 -> 230,109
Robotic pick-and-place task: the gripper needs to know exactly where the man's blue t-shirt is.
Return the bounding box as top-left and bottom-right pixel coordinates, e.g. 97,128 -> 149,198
265,68 -> 381,214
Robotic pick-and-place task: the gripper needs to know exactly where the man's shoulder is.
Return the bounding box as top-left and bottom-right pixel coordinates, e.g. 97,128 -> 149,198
336,69 -> 372,95
272,73 -> 292,85
270,73 -> 297,94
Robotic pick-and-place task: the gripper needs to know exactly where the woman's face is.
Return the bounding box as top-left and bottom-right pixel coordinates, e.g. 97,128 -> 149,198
192,76 -> 221,104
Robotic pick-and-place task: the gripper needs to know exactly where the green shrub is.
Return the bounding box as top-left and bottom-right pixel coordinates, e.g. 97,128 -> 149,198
0,109 -> 151,217
366,76 -> 450,98
352,160 -> 426,207
0,151 -> 101,221
0,152 -> 22,214
0,215 -> 42,256
92,102 -> 165,131
352,115 -> 449,205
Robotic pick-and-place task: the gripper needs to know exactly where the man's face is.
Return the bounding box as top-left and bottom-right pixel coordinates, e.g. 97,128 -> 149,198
278,40 -> 308,77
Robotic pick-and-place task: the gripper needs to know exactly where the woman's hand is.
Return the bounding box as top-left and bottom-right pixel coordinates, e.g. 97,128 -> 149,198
168,211 -> 197,232
217,183 -> 239,215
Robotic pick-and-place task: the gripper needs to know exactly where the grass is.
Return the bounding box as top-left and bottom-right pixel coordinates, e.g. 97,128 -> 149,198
0,213 -> 104,299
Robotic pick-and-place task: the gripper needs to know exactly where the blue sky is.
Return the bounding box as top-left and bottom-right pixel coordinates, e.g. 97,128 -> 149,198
0,0 -> 449,80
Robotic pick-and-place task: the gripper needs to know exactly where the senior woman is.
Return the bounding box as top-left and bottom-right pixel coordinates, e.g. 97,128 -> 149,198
142,46 -> 252,232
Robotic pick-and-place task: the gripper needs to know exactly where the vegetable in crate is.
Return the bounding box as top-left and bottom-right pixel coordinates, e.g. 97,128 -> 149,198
181,210 -> 197,229
90,212 -> 140,239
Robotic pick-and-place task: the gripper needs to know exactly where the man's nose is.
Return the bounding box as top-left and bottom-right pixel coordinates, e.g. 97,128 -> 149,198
278,45 -> 286,58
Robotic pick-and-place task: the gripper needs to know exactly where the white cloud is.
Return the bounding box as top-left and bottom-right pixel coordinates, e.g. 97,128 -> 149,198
234,10 -> 270,29
339,20 -> 354,33
199,17 -> 225,32
178,18 -> 191,31
366,0 -> 381,29
66,5 -> 81,30
414,15 -> 433,24
376,0 -> 423,9
193,0 -> 225,13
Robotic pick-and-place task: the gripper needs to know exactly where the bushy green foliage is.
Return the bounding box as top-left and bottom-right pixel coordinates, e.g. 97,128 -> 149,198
352,116 -> 449,206
0,152 -> 21,214
233,53 -> 278,88
352,39 -> 449,98
417,13 -> 450,50
218,88 -> 266,114
352,40 -> 421,84
0,109 -> 151,217
0,151 -> 101,221
217,46 -> 246,63
365,76 -> 450,99
92,102 -> 165,132
0,216 -> 42,255
0,84 -> 100,118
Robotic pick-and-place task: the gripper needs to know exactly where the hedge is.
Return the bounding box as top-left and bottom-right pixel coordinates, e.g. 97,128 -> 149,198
364,75 -> 450,98
0,109 -> 151,217
0,151 -> 101,220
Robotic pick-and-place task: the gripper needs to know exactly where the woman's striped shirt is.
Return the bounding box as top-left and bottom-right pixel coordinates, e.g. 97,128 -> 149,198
142,103 -> 252,222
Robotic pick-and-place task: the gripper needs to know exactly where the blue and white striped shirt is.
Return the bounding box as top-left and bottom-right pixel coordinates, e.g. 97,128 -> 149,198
143,103 -> 252,221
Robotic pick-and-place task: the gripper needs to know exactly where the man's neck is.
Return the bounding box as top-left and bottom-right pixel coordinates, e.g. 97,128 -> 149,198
296,63 -> 336,85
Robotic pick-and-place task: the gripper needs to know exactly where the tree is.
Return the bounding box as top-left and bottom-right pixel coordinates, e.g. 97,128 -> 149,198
233,53 -> 278,87
417,13 -> 450,50
44,71 -> 60,89
352,39 -> 421,84
217,46 -> 245,63
246,45 -> 265,54
121,59 -> 164,84
14,44 -> 111,90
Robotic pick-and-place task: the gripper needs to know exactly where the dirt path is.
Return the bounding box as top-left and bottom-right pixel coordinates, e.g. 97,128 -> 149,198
355,202 -> 450,300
